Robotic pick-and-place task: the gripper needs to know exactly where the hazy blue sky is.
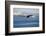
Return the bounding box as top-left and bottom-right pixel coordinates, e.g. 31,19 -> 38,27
13,8 -> 39,16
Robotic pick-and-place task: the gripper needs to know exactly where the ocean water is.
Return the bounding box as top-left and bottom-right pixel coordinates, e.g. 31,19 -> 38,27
13,15 -> 39,28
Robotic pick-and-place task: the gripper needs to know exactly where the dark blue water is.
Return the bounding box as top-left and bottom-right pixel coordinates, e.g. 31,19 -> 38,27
13,15 -> 39,28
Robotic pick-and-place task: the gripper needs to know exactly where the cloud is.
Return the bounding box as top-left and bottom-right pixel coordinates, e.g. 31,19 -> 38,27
13,8 -> 39,16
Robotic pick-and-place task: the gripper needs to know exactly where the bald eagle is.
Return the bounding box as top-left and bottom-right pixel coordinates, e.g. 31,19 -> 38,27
17,15 -> 33,18
26,15 -> 33,18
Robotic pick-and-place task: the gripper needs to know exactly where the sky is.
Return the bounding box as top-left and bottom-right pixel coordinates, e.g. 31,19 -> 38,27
13,8 -> 39,16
